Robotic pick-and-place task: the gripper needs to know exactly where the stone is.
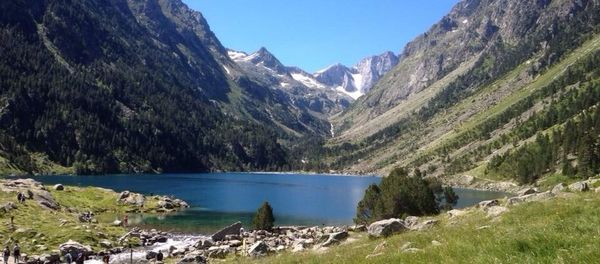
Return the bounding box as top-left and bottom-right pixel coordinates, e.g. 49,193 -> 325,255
291,241 -> 306,252
348,225 -> 366,232
207,245 -> 231,259
211,222 -> 242,241
551,183 -> 567,194
0,202 -> 17,213
486,206 -> 509,218
447,209 -> 467,218
59,240 -> 93,257
321,231 -> 348,247
568,182 -> 589,192
432,240 -> 442,246
596,187 -> 600,193
412,219 -> 439,231
248,241 -> 269,257
53,184 -> 64,191
517,187 -> 539,196
367,218 -> 406,238
112,220 -> 122,226
146,250 -> 158,260
404,216 -> 419,227
507,191 -> 554,205
178,251 -> 207,264
478,199 -> 499,208
194,238 -> 214,249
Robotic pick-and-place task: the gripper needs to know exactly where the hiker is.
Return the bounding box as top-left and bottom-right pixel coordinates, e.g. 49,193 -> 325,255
3,246 -> 9,264
12,243 -> 19,264
102,254 -> 110,264
75,252 -> 84,264
156,250 -> 164,262
123,215 -> 128,226
64,252 -> 72,264
16,193 -> 24,203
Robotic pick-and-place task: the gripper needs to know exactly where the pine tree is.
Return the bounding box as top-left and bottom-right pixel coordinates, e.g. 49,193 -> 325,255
252,202 -> 275,231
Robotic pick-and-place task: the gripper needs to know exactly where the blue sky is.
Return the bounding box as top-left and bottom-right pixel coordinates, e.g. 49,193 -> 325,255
184,1 -> 459,72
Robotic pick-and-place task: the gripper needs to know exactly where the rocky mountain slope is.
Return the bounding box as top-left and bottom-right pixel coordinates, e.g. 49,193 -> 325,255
1,0 -> 339,174
314,52 -> 399,99
312,0 -> 600,183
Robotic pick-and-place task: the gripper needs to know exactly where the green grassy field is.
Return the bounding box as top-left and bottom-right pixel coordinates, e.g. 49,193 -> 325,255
228,191 -> 600,264
0,185 -> 136,255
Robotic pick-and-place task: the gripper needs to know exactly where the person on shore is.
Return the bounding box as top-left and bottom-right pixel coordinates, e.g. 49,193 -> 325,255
3,246 -> 9,264
64,252 -> 72,264
102,254 -> 110,264
123,215 -> 128,226
156,250 -> 163,262
12,243 -> 19,264
75,252 -> 84,264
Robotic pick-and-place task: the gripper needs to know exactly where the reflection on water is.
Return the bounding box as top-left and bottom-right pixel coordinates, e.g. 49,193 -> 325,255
28,173 -> 508,234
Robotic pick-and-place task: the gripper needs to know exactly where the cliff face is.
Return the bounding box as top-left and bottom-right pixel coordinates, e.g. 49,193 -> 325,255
322,0 -> 600,176
335,0 -> 600,139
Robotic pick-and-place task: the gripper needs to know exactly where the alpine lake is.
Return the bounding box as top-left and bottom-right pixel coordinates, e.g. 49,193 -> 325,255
30,173 -> 508,234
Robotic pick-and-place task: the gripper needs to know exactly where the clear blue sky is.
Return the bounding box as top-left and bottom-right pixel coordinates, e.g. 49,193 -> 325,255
184,0 -> 459,72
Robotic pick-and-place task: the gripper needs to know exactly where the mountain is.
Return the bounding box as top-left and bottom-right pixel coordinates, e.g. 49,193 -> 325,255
228,48 -> 352,120
0,0 -> 332,174
309,0 -> 600,183
314,52 -> 399,99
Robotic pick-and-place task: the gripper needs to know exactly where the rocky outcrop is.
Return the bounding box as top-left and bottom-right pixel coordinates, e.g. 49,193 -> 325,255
321,231 -> 348,247
507,191 -> 554,206
0,179 -> 59,210
247,241 -> 269,257
211,222 -> 242,242
568,182 -> 589,192
59,240 -> 93,257
367,218 -> 406,238
117,191 -> 145,207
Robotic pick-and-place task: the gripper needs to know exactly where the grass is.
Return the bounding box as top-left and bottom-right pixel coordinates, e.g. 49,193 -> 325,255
228,191 -> 600,264
0,185 -> 138,255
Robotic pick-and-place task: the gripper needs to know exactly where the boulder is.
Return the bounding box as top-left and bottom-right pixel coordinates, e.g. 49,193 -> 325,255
568,182 -> 589,192
321,231 -> 348,247
211,222 -> 242,241
478,199 -> 499,208
207,245 -> 230,259
247,241 -> 269,257
178,251 -> 207,264
348,224 -> 366,232
59,240 -> 93,257
517,187 -> 539,196
551,183 -> 567,194
194,238 -> 214,249
367,218 -> 406,238
447,209 -> 467,218
507,191 -> 554,205
145,250 -> 157,260
0,202 -> 17,213
112,220 -> 123,226
408,219 -> 439,231
53,184 -> 64,191
485,206 -> 509,218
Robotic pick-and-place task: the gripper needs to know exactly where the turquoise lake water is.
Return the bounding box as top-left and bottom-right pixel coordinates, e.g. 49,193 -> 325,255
28,173 -> 508,234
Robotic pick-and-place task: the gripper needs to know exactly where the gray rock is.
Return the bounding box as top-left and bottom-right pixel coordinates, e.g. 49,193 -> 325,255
178,251 -> 207,264
59,240 -> 93,257
99,240 -> 112,249
53,184 -> 64,191
0,202 -> 17,213
207,245 -> 230,259
145,250 -> 157,260
247,241 -> 269,257
409,219 -> 439,231
568,182 -> 589,192
517,187 -> 539,196
321,231 -> 348,247
348,224 -> 367,232
194,238 -> 214,249
478,199 -> 499,208
211,222 -> 242,241
486,206 -> 509,218
367,218 -> 406,238
507,191 -> 554,205
551,183 -> 567,194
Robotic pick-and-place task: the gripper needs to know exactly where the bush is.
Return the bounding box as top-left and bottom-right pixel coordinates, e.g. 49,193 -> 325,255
252,201 -> 275,231
354,167 -> 439,224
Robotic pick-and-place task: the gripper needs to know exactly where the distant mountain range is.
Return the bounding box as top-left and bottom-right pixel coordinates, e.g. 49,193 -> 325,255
227,48 -> 399,100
